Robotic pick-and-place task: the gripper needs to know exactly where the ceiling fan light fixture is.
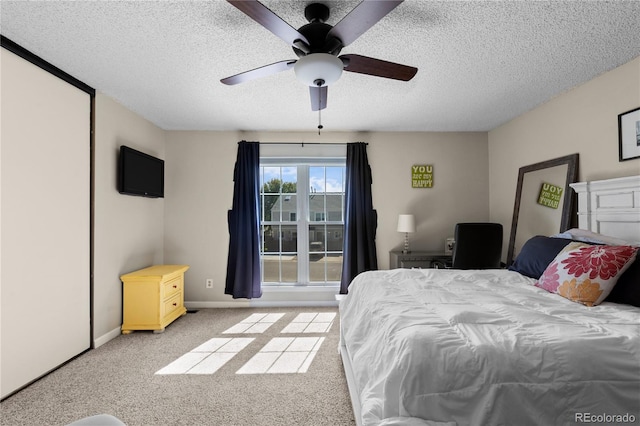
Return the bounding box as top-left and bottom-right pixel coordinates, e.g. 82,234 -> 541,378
294,53 -> 343,87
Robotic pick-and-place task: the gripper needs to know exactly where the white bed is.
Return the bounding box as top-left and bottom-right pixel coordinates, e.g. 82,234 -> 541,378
339,176 -> 640,426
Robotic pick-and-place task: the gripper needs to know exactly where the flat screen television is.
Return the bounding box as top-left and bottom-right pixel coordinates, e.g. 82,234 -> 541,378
118,145 -> 164,198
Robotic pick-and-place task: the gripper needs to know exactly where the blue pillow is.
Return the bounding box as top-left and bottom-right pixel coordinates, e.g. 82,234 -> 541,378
508,235 -> 572,279
605,255 -> 640,307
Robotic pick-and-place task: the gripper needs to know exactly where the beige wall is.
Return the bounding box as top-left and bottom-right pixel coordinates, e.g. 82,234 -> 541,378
488,56 -> 640,258
93,93 -> 166,345
164,130 -> 489,306
164,131 -> 243,306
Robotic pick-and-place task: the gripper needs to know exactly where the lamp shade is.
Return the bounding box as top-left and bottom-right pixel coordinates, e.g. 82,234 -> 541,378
397,214 -> 415,233
294,53 -> 344,87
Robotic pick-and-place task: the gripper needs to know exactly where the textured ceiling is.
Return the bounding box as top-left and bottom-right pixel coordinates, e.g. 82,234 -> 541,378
1,1 -> 639,132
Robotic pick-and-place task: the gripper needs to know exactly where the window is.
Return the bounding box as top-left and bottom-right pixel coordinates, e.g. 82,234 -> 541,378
260,161 -> 345,286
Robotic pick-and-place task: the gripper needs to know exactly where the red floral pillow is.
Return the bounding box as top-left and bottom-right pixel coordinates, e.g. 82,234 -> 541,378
535,242 -> 639,306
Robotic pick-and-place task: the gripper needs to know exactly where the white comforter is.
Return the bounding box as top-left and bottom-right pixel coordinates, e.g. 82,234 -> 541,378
339,269 -> 640,426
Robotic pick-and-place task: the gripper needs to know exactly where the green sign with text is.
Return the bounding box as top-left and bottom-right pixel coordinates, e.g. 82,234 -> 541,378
412,165 -> 433,188
538,182 -> 563,209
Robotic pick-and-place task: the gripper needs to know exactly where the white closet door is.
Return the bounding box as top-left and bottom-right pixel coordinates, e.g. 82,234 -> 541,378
1,49 -> 91,398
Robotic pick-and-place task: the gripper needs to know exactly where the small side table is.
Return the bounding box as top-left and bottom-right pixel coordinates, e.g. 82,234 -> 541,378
389,251 -> 452,269
121,264 -> 189,334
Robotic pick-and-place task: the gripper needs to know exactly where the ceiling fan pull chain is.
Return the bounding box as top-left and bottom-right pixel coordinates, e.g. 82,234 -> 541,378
316,79 -> 324,135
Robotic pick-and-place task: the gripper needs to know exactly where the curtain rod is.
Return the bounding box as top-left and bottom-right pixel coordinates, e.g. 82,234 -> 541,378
257,142 -> 367,146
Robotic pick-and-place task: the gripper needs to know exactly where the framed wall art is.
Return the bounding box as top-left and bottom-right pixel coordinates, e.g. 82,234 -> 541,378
411,164 -> 433,188
618,107 -> 640,161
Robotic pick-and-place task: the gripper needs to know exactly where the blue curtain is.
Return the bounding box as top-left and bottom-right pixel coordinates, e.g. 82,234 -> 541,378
225,141 -> 262,299
340,142 -> 378,294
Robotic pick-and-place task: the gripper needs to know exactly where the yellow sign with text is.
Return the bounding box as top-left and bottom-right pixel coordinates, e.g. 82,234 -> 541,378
537,182 -> 563,209
412,165 -> 433,188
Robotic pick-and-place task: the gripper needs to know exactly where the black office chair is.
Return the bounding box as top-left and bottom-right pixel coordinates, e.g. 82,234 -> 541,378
452,223 -> 503,269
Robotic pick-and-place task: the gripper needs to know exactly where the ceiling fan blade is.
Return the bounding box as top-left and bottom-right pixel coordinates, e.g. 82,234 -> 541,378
327,0 -> 403,47
310,85 -> 328,111
221,60 -> 296,85
340,54 -> 417,81
227,0 -> 310,52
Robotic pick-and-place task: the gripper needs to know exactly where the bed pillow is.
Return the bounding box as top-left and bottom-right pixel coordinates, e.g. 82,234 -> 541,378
551,228 -> 634,246
508,236 -> 573,279
605,255 -> 640,307
535,242 -> 638,306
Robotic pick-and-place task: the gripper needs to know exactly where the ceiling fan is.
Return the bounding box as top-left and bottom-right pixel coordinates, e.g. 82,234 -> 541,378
220,0 -> 418,114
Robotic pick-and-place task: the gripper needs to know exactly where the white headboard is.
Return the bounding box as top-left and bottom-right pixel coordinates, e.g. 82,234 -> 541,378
570,175 -> 640,243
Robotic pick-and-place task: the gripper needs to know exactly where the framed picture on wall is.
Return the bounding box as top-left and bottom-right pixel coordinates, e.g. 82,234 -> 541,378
618,107 -> 640,161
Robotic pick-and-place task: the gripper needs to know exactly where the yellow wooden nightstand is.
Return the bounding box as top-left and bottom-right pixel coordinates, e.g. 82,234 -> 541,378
120,264 -> 189,334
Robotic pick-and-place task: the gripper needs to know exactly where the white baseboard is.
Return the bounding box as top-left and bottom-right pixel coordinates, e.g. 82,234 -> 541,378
185,301 -> 251,309
249,300 -> 338,307
185,300 -> 338,309
93,326 -> 122,348
186,286 -> 340,309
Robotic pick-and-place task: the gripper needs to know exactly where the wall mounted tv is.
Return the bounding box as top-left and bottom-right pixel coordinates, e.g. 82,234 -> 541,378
118,145 -> 164,198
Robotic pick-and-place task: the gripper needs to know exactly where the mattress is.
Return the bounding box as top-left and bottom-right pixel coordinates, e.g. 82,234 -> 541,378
339,268 -> 640,426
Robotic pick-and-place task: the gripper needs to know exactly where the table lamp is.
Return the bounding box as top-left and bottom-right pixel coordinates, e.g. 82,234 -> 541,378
397,214 -> 416,254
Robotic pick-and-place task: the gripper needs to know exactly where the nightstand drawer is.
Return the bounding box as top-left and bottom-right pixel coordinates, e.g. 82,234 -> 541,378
400,259 -> 431,268
162,292 -> 183,318
400,256 -> 426,262
390,251 -> 452,269
161,276 -> 182,298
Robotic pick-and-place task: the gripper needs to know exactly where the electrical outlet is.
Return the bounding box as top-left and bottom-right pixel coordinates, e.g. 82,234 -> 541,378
205,279 -> 213,289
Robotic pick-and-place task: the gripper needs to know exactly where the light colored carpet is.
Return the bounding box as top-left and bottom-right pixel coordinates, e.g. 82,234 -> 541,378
0,307 -> 355,426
